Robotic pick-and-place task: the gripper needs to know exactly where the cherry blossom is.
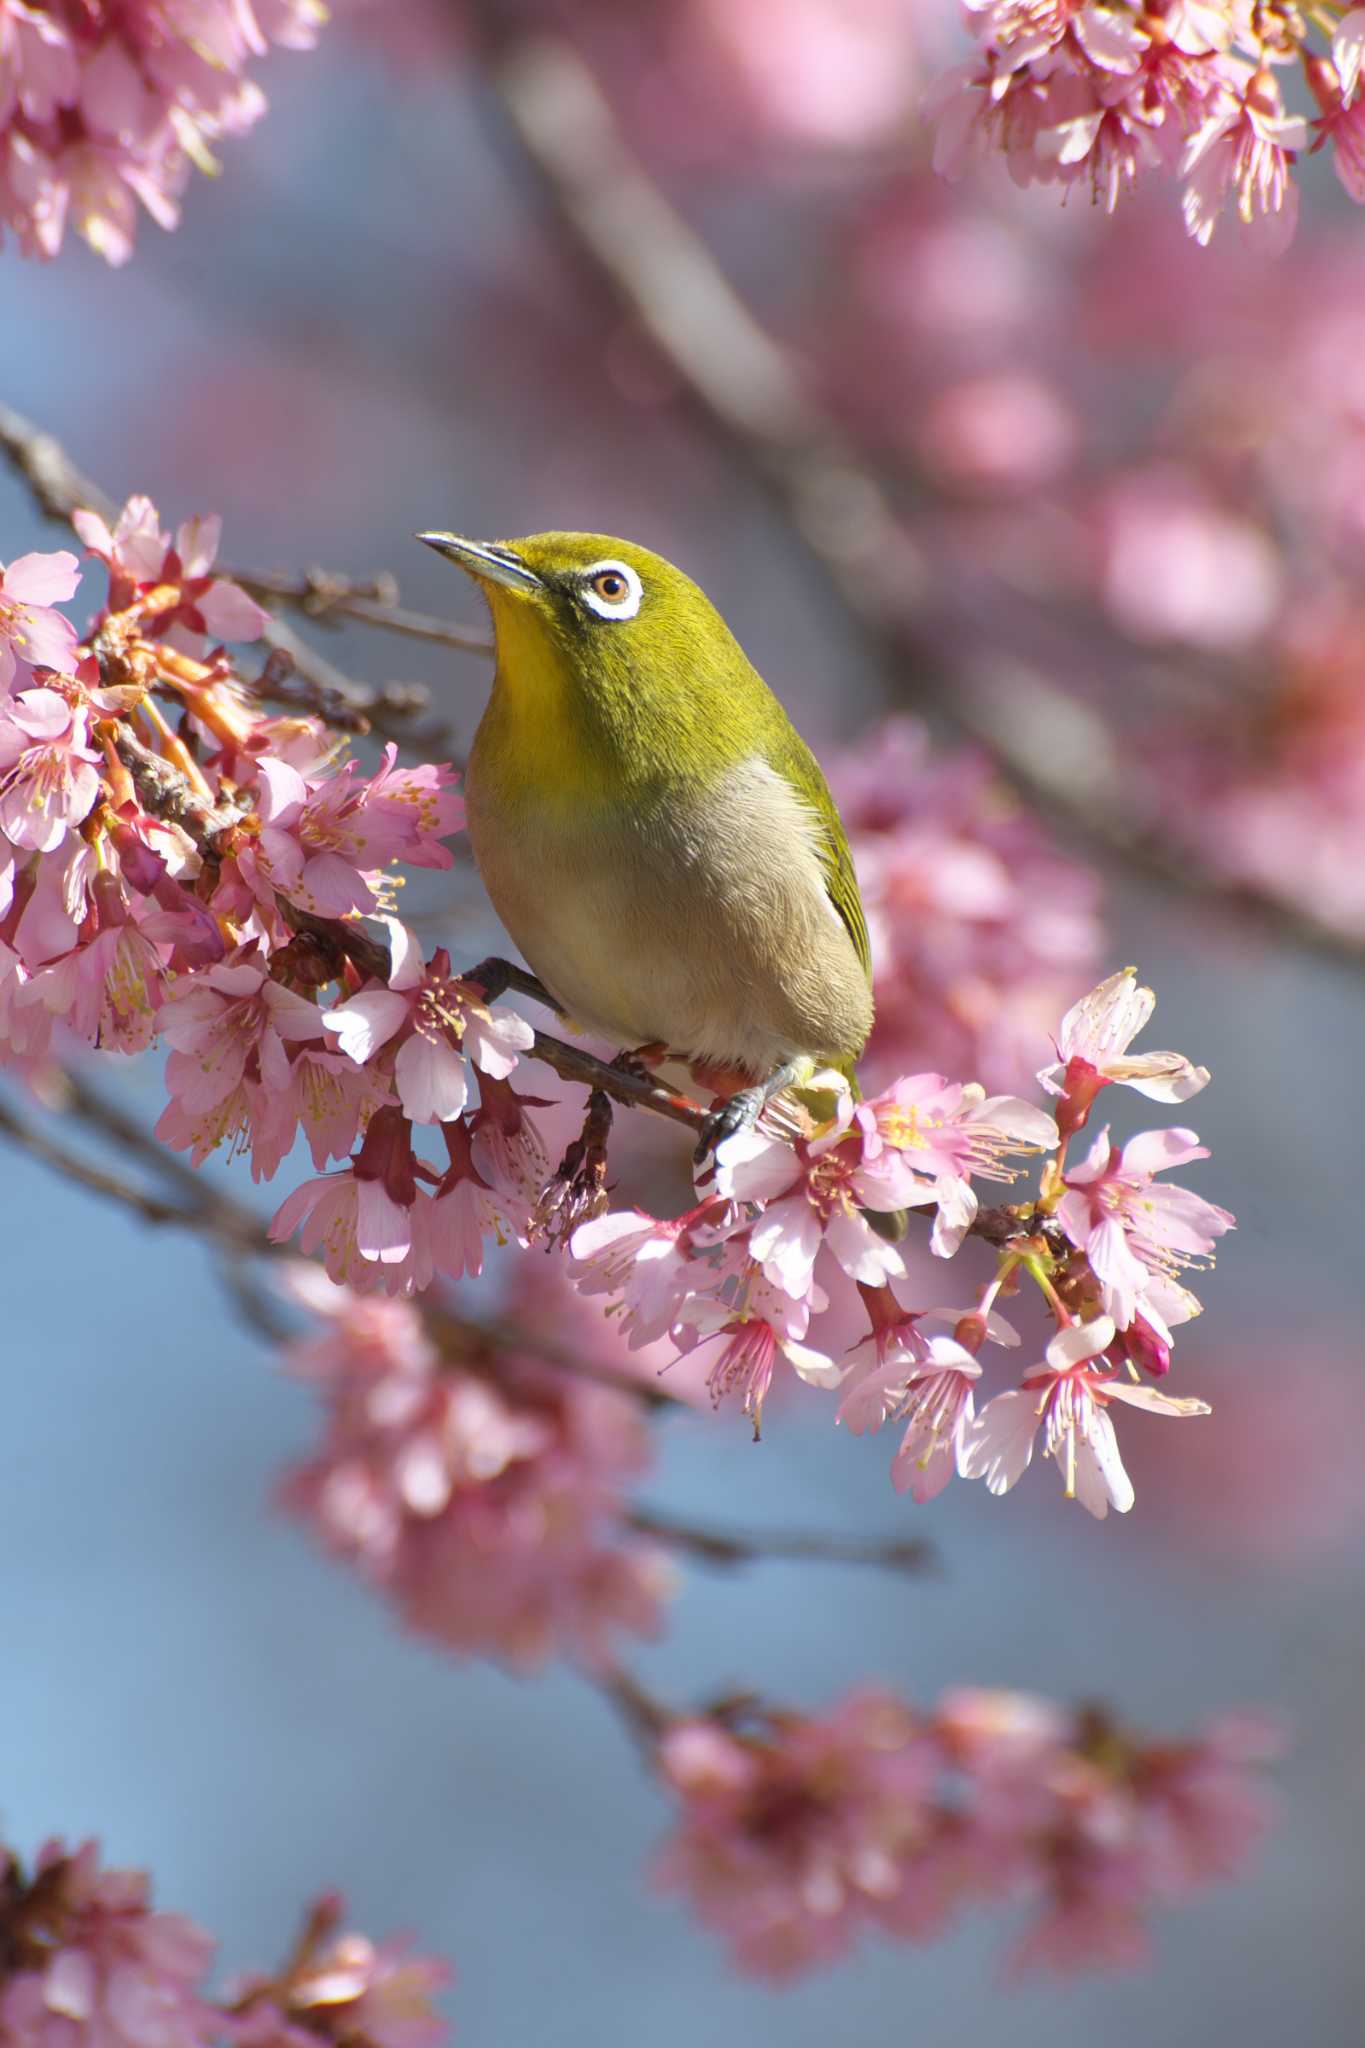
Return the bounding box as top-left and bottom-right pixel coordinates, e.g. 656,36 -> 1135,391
281,1269 -> 673,1669
0,548 -> 79,689
833,720 -> 1102,1097
0,685 -> 101,853
323,918 -> 531,1125
0,1 -> 325,264
0,1837 -> 218,2048
713,1100 -> 909,1297
651,1685 -> 1272,1977
1057,1124 -> 1234,1330
963,1318 -> 1211,1516
857,1072 -> 1058,1254
569,1204 -> 719,1349
654,1692 -> 940,1978
1039,966 -> 1210,1132
670,1270 -> 840,1434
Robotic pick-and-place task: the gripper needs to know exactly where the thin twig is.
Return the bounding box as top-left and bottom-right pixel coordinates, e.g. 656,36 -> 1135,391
233,567 -> 494,656
591,1664 -> 673,1754
0,400 -> 444,750
627,1505 -> 937,1575
6,1070 -> 697,1411
468,30 -> 1365,977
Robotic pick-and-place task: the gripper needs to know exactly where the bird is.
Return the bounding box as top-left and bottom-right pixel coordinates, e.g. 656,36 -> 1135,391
417,529 -> 874,1158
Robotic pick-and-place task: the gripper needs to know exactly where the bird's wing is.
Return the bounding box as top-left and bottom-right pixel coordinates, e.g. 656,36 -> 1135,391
817,818 -> 873,984
760,709 -> 873,987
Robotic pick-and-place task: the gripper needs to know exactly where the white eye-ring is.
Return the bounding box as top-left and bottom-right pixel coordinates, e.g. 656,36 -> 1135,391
580,559 -> 643,620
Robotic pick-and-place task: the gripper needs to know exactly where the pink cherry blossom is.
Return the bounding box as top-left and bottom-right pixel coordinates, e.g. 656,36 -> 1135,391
858,1073 -> 1058,1254
269,1109 -> 428,1291
245,746 -> 462,917
323,919 -> 530,1124
0,2 -> 324,264
1057,1124 -> 1235,1329
1181,70 -> 1309,250
963,1317 -> 1211,1516
0,1837 -> 218,2048
713,1103 -> 908,1298
0,548 -> 79,690
1039,965 -> 1210,1132
233,1913 -> 450,2048
0,685 -> 101,852
29,890 -> 168,1052
655,1691 -> 939,1979
280,1269 -> 672,1669
468,1073 -> 550,1217
74,498 -> 268,645
671,1271 -> 840,1434
833,721 -> 1102,1096
158,951 -> 325,1117
568,1204 -> 717,1350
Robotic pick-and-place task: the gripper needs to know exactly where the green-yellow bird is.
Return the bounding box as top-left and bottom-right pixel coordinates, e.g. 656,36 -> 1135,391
417,529 -> 874,1155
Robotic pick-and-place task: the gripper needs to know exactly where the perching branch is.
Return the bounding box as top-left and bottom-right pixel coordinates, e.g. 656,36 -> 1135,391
466,29 -> 1365,978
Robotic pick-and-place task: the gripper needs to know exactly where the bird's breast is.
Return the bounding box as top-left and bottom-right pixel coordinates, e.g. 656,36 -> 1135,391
464,747 -> 872,1074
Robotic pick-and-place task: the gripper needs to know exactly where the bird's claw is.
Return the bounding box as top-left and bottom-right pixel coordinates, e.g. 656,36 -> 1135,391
693,1085 -> 766,1167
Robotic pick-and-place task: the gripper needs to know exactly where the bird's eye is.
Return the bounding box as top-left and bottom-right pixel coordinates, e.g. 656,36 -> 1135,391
580,559 -> 643,620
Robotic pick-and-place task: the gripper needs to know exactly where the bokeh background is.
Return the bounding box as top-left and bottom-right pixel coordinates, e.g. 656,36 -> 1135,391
3,4 -> 1365,2041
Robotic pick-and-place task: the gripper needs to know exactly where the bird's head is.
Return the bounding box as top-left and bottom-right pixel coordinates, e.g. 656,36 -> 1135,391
417,528 -> 736,690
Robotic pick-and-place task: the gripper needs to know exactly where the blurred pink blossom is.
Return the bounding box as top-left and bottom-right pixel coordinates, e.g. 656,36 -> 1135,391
0,0 -> 325,263
280,1267 -> 674,1669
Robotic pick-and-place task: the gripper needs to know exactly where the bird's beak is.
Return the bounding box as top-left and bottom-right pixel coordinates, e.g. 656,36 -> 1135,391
417,531 -> 543,594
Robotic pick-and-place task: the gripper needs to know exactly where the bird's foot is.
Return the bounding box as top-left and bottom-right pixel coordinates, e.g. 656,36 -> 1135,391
531,1087 -> 614,1248
693,1083 -> 768,1168
693,1056 -> 836,1169
463,955 -> 562,1015
612,1041 -> 669,1084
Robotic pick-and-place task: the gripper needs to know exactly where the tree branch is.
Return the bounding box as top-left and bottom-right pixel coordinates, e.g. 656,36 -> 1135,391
232,566 -> 494,656
466,30 -> 1365,977
0,400 -> 446,750
627,1505 -> 936,1575
3,1069 -> 694,1411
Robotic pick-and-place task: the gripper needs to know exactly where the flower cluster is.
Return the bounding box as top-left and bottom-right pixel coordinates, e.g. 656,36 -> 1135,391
833,717 -> 1102,1095
572,966 -> 1228,1518
0,507 -> 526,1263
0,1838 -> 450,2045
928,0 -> 1365,248
279,1265 -> 674,1670
654,1686 -> 1276,1979
0,1 -> 324,264
0,503 -> 1231,1526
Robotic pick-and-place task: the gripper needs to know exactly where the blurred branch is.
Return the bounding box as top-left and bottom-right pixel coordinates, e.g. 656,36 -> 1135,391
592,1664 -> 673,1753
0,1092 -> 187,1232
627,1505 -> 937,1575
469,31 -> 1365,977
0,400 -> 446,750
0,1069 -> 691,1410
233,565 -> 494,656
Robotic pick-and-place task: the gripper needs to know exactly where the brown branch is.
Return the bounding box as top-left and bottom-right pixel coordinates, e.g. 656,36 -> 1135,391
627,1506 -> 937,1575
233,566 -> 494,656
466,31 -> 1365,978
0,400 -> 445,751
591,1664 -> 673,1754
9,1069 -> 695,1411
